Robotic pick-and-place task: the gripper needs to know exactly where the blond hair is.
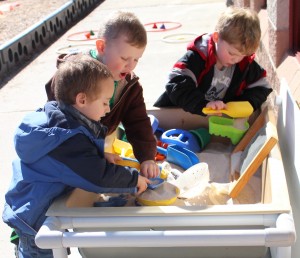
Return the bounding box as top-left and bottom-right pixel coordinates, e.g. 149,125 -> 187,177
55,55 -> 113,105
215,7 -> 261,55
97,10 -> 147,48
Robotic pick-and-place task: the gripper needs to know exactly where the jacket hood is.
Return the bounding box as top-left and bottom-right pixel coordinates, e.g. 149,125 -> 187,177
14,102 -> 81,164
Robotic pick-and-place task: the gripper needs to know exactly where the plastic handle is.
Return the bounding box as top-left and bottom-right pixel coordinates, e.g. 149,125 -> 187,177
157,146 -> 168,155
202,107 -> 225,115
116,157 -> 140,170
147,177 -> 164,190
202,101 -> 254,118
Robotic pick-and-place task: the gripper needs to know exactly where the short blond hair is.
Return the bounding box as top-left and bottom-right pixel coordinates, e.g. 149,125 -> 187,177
215,7 -> 261,55
97,10 -> 147,48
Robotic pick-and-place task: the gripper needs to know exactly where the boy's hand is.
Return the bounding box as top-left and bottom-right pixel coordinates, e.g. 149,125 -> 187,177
136,175 -> 151,195
104,152 -> 122,164
205,101 -> 227,116
140,160 -> 160,178
206,100 -> 226,110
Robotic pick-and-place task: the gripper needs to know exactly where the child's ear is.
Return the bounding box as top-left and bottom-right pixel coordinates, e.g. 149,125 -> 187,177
96,39 -> 105,54
212,32 -> 219,43
75,93 -> 87,107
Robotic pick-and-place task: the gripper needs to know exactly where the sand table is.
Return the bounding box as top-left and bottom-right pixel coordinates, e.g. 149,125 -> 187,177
146,141 -> 261,206
99,141 -> 261,207
174,176 -> 260,206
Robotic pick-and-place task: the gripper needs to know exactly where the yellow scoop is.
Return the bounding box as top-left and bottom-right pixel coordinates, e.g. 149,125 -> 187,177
112,138 -> 134,158
115,157 -> 141,170
202,101 -> 253,118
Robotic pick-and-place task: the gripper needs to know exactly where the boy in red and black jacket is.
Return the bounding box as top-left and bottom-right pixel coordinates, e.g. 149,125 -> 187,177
154,7 -> 272,115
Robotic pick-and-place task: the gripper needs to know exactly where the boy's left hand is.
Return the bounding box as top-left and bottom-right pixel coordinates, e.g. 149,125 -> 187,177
140,160 -> 160,178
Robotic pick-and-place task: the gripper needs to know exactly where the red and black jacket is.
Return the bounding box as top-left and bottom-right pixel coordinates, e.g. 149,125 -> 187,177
154,34 -> 272,115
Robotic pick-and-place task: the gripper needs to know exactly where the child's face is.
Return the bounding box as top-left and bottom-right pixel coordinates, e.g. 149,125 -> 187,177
74,78 -> 114,121
213,33 -> 245,68
96,36 -> 145,81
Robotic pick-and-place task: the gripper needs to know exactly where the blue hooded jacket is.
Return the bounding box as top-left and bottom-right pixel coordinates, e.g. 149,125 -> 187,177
2,102 -> 138,235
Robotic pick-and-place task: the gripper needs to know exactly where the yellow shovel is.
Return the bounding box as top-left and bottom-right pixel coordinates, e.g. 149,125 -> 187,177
115,157 -> 141,170
202,101 -> 253,118
112,138 -> 139,169
112,138 -> 134,158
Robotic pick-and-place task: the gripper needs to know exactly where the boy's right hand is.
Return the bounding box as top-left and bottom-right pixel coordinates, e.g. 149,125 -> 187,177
206,100 -> 226,110
136,175 -> 151,195
140,160 -> 160,178
205,100 -> 226,116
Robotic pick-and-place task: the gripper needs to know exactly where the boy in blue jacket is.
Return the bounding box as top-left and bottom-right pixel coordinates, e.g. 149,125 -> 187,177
154,7 -> 272,115
2,55 -> 150,258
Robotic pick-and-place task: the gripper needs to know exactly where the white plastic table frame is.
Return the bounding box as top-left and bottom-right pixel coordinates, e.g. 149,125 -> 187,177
35,212 -> 296,258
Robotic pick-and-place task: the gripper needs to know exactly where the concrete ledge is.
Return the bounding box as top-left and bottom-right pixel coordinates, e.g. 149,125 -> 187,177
0,0 -> 103,81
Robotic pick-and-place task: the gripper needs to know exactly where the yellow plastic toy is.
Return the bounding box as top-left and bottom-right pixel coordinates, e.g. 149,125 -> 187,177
202,101 -> 253,118
112,138 -> 134,158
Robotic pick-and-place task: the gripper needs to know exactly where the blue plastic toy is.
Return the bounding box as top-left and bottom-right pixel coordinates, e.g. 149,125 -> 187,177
157,145 -> 199,170
148,177 -> 164,190
161,129 -> 201,153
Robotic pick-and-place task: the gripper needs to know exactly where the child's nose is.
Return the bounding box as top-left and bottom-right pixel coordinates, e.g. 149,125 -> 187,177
125,60 -> 135,70
231,57 -> 239,64
233,55 -> 244,64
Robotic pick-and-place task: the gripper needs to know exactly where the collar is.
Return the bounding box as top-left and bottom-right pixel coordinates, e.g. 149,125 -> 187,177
59,102 -> 107,138
89,49 -> 98,60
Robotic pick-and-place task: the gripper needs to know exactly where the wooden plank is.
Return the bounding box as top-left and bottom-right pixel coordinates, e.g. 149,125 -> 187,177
229,121 -> 278,198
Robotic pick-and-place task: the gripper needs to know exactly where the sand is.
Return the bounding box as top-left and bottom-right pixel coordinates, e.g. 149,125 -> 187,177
136,141 -> 261,206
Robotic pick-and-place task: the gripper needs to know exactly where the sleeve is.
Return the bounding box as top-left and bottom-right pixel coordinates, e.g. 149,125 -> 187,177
48,134 -> 139,189
164,50 -> 211,115
121,83 -> 157,163
231,61 -> 273,111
